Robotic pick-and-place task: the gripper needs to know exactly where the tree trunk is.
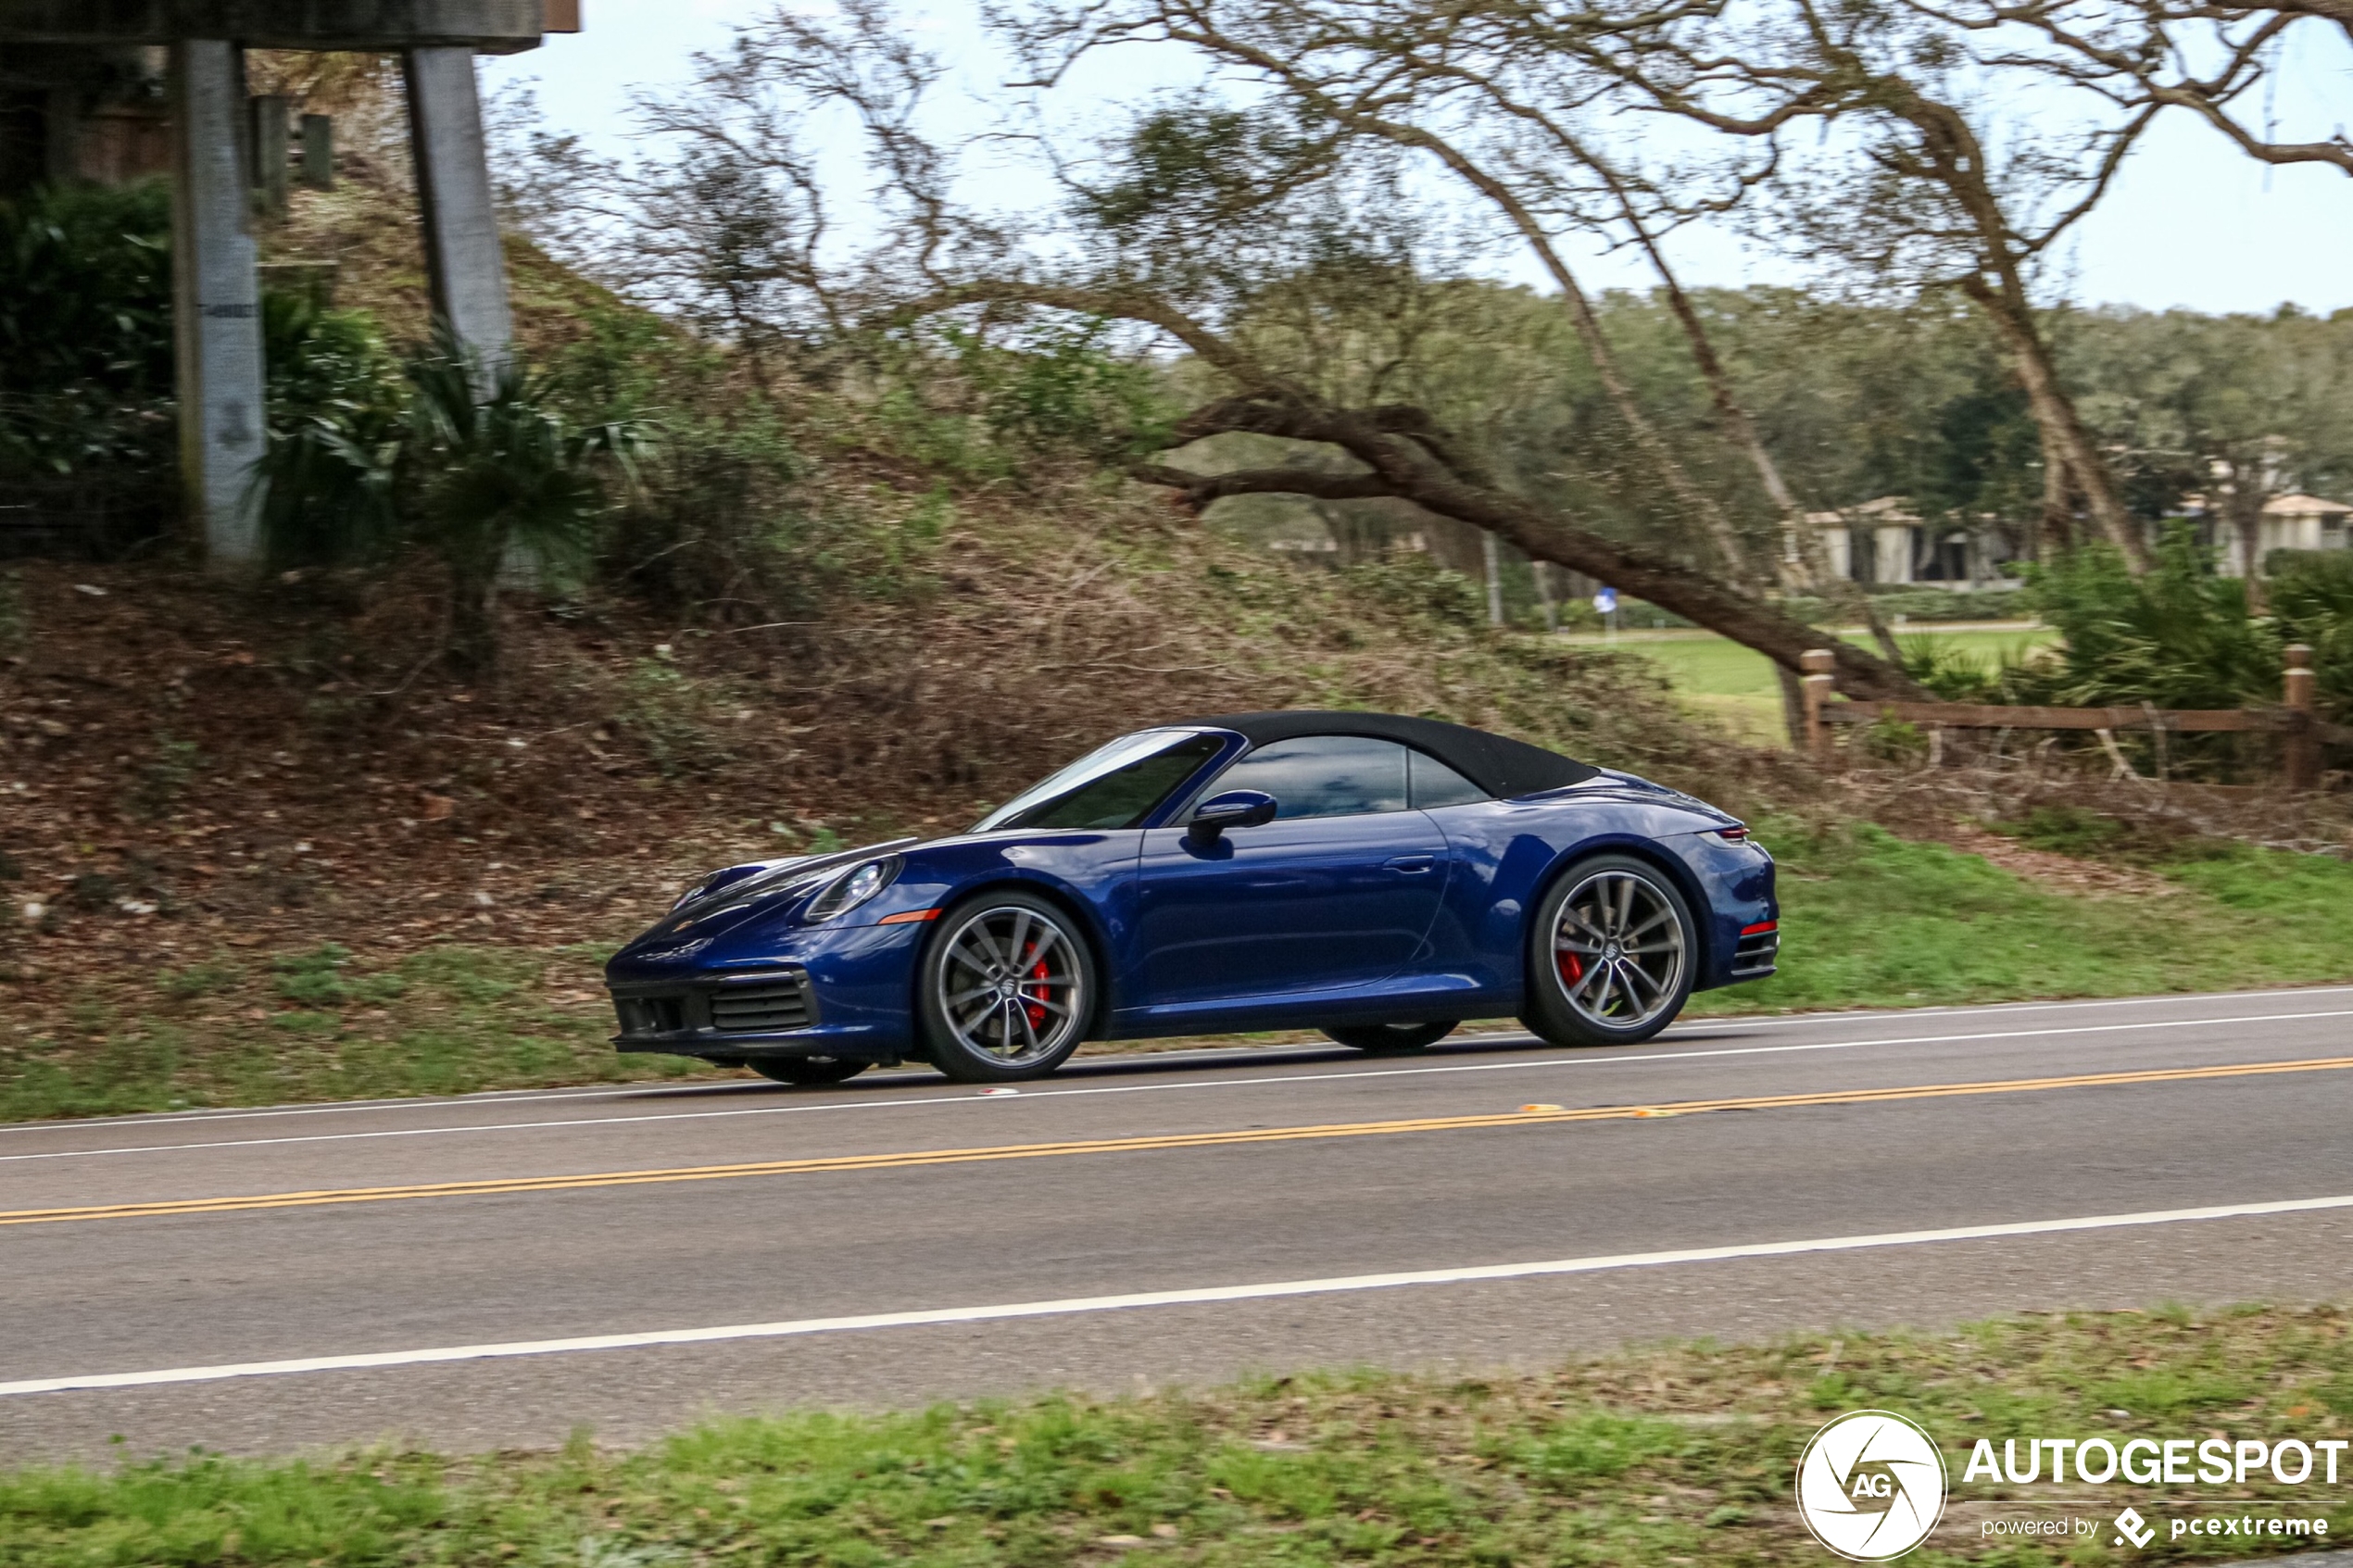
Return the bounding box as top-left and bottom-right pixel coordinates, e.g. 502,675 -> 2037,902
1778,662 -> 1808,748
1151,398 -> 1929,700
1621,208 -> 1818,591
2038,444 -> 2077,558
1961,275 -> 2150,572
2227,475 -> 2269,613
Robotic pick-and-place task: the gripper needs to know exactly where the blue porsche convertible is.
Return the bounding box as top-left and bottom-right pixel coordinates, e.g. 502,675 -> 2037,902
605,711 -> 1778,1085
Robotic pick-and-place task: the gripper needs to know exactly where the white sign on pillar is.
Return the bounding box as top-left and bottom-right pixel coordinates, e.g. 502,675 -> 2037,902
170,40 -> 267,568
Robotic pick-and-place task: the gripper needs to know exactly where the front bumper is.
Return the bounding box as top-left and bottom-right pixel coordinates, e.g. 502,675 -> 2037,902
608,966 -> 895,1061
607,914 -> 927,1062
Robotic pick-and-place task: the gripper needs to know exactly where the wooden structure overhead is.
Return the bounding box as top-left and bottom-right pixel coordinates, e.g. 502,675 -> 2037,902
0,2 -> 555,52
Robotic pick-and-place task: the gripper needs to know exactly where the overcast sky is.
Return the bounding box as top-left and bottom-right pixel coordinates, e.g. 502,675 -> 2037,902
485,1 -> 2353,317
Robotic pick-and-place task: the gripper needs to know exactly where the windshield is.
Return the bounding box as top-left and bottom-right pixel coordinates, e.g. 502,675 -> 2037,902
971,730 -> 1225,832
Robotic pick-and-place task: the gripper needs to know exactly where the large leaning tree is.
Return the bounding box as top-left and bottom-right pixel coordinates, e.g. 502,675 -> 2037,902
527,0 -> 2137,699
1003,0 -> 2175,573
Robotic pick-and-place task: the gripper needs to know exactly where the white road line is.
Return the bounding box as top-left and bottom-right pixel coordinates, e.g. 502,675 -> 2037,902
14,985 -> 2349,1138
8,1006 -> 2352,1164
8,1191 -> 2352,1398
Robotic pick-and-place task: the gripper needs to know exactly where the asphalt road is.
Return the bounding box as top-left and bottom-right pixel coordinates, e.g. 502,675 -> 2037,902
5,985 -> 2353,1461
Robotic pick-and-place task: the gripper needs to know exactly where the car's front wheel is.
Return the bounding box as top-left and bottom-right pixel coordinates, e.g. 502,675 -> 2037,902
918,892 -> 1095,1083
1519,854 -> 1695,1047
1322,1021 -> 1458,1054
749,1056 -> 870,1086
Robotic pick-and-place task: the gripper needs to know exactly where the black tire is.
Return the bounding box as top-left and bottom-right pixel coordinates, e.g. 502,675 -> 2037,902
749,1056 -> 871,1086
1519,853 -> 1696,1047
1322,1021 -> 1459,1054
917,890 -> 1097,1083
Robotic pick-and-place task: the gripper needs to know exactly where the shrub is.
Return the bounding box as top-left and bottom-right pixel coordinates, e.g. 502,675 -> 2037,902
0,180 -> 178,545
2269,550 -> 2353,721
2014,535 -> 2279,712
253,327 -> 650,671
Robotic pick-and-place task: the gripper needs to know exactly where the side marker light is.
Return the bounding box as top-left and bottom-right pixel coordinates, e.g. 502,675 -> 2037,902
878,908 -> 942,925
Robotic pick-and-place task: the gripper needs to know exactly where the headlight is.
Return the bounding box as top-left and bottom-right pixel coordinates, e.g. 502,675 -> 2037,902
805,857 -> 899,922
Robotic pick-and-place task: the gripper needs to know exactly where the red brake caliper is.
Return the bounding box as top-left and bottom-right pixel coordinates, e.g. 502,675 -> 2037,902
1021,944 -> 1051,1030
1557,948 -> 1584,987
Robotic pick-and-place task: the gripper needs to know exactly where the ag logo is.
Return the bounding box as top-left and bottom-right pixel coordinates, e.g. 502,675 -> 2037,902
1794,1410 -> 1947,1561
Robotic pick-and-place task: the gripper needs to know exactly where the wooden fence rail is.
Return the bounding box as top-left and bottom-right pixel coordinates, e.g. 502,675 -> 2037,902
1800,643 -> 2350,789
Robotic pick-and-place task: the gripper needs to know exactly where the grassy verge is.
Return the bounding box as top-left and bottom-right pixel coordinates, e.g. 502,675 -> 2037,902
6,827 -> 2353,1121
6,1305 -> 2351,1565
1692,824 -> 2353,1015
0,941 -> 719,1123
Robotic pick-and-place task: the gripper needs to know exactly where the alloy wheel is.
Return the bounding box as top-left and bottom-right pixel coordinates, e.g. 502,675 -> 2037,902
1549,868 -> 1688,1030
936,904 -> 1086,1068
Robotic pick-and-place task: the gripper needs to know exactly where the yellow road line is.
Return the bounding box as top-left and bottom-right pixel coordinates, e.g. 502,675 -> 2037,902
11,1055 -> 2352,1228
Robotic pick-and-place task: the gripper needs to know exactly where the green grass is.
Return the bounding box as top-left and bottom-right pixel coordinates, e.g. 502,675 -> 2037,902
1592,627 -> 2058,744
1694,824 -> 2353,1014
6,1305 -> 2350,1564
0,942 -> 723,1123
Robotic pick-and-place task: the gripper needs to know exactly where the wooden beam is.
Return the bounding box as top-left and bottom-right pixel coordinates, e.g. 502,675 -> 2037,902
1817,702 -> 2296,734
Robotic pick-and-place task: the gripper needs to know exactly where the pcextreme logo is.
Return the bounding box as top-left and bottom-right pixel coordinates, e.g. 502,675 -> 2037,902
1794,1410 -> 1950,1562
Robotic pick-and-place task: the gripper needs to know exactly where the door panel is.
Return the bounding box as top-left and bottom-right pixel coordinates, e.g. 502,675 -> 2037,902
1130,810 -> 1452,1005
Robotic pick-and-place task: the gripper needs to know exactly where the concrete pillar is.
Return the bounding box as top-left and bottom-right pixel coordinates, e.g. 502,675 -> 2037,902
251,93 -> 291,220
403,45 -> 511,370
169,40 -> 266,568
299,112 -> 333,189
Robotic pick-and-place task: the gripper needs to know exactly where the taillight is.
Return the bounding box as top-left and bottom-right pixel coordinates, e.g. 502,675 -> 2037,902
1717,826 -> 1749,841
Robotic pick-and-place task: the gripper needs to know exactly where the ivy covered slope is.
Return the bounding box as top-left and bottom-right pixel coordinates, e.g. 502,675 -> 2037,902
0,444 -> 1722,1121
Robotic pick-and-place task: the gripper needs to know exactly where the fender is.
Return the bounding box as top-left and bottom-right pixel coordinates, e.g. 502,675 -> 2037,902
918,869 -> 1126,1038
1529,834 -> 1719,986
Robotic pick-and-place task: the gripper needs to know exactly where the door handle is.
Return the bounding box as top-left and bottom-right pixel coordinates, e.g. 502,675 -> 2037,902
1386,855 -> 1437,873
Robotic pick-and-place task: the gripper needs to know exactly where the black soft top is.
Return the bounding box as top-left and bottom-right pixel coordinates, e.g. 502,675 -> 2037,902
1189,710 -> 1598,799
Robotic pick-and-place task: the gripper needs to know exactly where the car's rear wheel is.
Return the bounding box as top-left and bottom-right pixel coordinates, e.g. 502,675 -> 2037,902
749,1056 -> 870,1086
1519,854 -> 1695,1047
1322,1021 -> 1458,1054
918,892 -> 1094,1083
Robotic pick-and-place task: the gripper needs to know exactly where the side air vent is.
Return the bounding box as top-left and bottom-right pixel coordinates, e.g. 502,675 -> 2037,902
1731,922 -> 1780,977
614,994 -> 688,1036
711,980 -> 812,1033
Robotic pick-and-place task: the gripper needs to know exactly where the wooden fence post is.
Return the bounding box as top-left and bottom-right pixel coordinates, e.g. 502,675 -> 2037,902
2284,643 -> 2319,791
1801,648 -> 1838,767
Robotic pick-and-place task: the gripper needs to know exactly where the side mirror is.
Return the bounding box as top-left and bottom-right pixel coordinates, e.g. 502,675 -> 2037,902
1187,788 -> 1278,845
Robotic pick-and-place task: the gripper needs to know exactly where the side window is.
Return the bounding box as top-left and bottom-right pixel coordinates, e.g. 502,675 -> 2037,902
1408,749 -> 1489,809
1214,735 -> 1410,821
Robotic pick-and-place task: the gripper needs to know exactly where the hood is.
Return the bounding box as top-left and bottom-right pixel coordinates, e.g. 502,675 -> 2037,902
667,837 -> 920,919
622,837 -> 921,956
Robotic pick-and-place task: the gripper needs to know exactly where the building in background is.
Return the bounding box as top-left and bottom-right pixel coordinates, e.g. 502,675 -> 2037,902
2213,493 -> 2353,575
1807,497 -> 2013,590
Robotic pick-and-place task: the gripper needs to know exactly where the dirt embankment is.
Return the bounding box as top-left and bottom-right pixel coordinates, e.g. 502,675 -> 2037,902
0,499 -> 1724,1029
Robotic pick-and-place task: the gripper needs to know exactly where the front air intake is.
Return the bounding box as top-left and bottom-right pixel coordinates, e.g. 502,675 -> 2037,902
711,979 -> 812,1033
